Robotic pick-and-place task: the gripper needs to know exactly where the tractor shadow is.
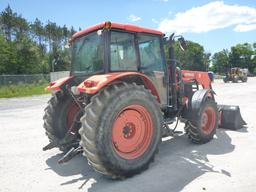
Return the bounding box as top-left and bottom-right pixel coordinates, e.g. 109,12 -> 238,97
45,151 -> 100,186
45,128 -> 244,192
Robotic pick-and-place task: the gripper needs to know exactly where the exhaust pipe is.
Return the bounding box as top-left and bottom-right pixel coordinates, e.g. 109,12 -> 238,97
218,105 -> 246,130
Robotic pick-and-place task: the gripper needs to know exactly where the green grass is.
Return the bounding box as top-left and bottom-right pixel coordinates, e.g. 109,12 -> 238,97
0,83 -> 51,98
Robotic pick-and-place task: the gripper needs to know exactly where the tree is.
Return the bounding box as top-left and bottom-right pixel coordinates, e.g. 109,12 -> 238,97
211,49 -> 230,74
13,14 -> 29,41
62,24 -> 69,45
0,5 -> 17,41
0,34 -> 15,73
166,40 -> 210,71
70,26 -> 76,36
229,43 -> 255,73
31,18 -> 46,50
253,44 -> 256,74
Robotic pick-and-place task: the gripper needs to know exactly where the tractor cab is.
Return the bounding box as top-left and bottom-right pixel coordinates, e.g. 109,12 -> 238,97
70,21 -> 168,105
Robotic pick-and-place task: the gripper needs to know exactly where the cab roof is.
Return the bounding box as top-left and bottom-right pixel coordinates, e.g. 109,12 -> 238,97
71,21 -> 164,41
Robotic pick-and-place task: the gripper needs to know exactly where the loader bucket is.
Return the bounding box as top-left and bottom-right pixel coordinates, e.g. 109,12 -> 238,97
218,105 -> 246,130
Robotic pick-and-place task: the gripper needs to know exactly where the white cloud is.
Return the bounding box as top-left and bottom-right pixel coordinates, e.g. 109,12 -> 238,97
128,14 -> 141,22
158,1 -> 256,34
234,24 -> 256,32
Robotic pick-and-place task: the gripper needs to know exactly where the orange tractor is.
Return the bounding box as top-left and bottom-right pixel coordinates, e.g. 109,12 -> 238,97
43,22 -> 246,179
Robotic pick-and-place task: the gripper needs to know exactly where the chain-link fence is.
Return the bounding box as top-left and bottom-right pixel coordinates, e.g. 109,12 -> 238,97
0,74 -> 50,86
50,71 -> 70,81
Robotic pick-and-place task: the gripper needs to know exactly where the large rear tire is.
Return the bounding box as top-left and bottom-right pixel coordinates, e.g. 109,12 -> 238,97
43,92 -> 82,151
241,76 -> 247,82
79,83 -> 162,179
185,99 -> 218,144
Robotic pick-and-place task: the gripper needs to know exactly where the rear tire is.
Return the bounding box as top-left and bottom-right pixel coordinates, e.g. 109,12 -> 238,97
43,92 -> 82,151
232,76 -> 238,83
79,83 -> 162,179
241,76 -> 247,82
185,99 -> 218,144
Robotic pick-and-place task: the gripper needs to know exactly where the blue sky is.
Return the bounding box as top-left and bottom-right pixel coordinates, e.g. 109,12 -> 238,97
0,0 -> 255,54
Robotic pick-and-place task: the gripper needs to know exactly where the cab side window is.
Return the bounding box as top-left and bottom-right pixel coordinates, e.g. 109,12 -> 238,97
138,34 -> 164,72
110,31 -> 137,71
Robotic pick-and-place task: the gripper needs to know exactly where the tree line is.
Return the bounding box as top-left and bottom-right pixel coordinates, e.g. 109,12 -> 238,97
0,5 -> 255,75
171,41 -> 256,75
211,43 -> 256,74
0,5 -> 76,74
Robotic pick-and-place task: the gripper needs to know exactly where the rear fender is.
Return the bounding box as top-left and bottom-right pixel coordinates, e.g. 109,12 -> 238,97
77,72 -> 160,102
46,76 -> 74,91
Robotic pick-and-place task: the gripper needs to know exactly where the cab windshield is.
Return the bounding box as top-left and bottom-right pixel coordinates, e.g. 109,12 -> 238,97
71,31 -> 104,74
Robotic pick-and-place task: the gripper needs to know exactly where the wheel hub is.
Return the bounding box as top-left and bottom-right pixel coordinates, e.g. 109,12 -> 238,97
112,105 -> 153,160
123,123 -> 136,139
201,106 -> 216,134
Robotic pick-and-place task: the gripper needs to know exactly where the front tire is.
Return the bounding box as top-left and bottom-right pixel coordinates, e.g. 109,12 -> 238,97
185,99 -> 218,144
223,77 -> 228,83
232,76 -> 238,83
79,83 -> 162,178
241,76 -> 247,82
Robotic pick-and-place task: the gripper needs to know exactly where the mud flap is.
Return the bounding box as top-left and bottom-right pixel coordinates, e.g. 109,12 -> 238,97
218,105 -> 246,130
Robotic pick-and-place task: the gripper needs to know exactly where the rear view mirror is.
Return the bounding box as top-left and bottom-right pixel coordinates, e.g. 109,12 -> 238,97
178,37 -> 187,51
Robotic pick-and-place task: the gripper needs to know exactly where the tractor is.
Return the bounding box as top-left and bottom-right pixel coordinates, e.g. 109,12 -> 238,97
43,21 -> 246,179
223,67 -> 248,83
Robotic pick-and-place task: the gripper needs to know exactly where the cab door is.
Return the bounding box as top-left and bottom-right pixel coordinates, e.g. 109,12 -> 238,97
137,33 -> 168,105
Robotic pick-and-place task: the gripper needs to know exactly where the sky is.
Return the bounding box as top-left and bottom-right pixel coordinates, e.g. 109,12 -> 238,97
0,0 -> 256,54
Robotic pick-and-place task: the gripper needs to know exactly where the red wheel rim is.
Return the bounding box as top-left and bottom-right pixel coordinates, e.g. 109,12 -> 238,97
112,104 -> 153,160
201,106 -> 216,134
66,102 -> 80,130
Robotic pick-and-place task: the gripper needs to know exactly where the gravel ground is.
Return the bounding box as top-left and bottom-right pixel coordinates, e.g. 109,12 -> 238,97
0,77 -> 256,192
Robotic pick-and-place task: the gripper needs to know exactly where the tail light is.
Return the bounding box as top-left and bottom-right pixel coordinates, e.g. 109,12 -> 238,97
84,80 -> 96,88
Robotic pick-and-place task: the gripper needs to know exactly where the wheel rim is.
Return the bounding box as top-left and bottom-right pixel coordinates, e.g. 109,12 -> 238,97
201,106 -> 216,134
66,102 -> 80,130
112,104 -> 153,160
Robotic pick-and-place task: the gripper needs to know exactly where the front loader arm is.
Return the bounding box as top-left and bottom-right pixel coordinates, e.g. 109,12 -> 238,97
181,70 -> 212,89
